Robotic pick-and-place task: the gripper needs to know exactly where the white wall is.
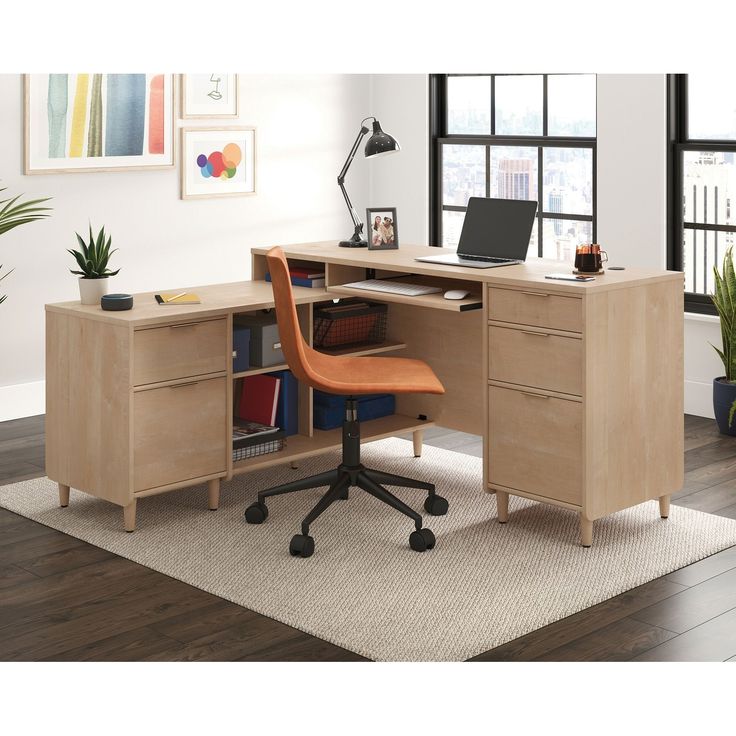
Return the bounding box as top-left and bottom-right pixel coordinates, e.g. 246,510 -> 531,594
0,74 -> 370,420
367,75 -> 429,244
596,74 -> 720,418
596,75 -> 668,268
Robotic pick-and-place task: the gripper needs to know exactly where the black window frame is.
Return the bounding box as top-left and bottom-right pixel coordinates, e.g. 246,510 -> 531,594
429,73 -> 597,251
667,74 -> 736,315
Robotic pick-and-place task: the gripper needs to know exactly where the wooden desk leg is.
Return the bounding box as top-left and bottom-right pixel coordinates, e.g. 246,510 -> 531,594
659,494 -> 671,519
58,483 -> 70,508
208,478 -> 221,511
413,429 -> 424,458
123,499 -> 137,533
496,490 -> 509,523
580,515 -> 593,548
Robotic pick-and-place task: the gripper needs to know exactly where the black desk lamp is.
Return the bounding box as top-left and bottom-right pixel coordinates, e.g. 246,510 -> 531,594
338,117 -> 400,248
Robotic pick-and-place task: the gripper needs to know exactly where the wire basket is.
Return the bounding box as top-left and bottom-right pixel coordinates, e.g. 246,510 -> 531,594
313,299 -> 388,349
233,437 -> 285,462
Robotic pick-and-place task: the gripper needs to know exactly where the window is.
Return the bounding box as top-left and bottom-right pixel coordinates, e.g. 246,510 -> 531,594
669,75 -> 736,314
429,74 -> 597,260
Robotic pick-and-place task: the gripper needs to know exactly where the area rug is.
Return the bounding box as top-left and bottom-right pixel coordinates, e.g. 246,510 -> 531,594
3,438 -> 736,661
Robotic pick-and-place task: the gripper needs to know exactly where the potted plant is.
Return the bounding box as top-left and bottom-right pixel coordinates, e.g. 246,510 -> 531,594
68,225 -> 120,305
711,246 -> 736,435
0,186 -> 52,305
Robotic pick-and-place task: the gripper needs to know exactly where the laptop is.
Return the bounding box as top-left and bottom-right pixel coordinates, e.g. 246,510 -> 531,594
416,197 -> 538,269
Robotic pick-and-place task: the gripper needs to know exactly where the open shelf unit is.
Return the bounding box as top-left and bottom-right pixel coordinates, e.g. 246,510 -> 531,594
232,257 -> 419,475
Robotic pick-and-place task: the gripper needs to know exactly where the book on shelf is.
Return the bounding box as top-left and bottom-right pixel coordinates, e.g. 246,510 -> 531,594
265,272 -> 325,288
233,421 -> 284,448
154,292 -> 201,304
238,374 -> 281,426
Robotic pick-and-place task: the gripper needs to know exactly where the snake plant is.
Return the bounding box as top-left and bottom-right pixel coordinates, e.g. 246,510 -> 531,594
0,186 -> 52,304
68,225 -> 120,279
712,246 -> 736,382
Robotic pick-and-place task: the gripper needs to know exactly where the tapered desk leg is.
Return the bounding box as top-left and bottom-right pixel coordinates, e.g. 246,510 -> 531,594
208,478 -> 221,511
580,515 -> 593,547
496,490 -> 509,523
123,499 -> 137,533
58,483 -> 70,508
413,429 -> 423,458
659,494 -> 671,519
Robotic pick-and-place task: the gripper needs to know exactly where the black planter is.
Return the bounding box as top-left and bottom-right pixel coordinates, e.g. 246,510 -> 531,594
713,377 -> 736,436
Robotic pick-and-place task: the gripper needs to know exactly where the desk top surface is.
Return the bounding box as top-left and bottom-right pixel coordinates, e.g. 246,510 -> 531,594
253,241 -> 683,292
47,241 -> 684,327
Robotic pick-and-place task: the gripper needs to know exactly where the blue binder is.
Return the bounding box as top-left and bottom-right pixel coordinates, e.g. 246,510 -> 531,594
268,369 -> 299,436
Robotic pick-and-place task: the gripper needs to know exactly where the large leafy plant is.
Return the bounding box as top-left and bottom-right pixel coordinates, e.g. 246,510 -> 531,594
712,246 -> 736,382
68,225 -> 120,279
0,186 -> 52,304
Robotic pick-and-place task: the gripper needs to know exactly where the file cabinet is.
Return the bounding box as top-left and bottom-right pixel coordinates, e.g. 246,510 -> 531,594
486,280 -> 683,546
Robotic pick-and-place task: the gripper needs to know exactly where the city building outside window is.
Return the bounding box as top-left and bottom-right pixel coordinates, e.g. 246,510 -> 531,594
669,74 -> 736,314
429,74 -> 597,261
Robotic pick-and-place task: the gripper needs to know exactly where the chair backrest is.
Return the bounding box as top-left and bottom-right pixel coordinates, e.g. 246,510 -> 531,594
265,246 -> 317,386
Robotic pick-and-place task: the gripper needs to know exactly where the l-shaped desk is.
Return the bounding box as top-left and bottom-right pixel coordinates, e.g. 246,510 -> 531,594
46,242 -> 684,546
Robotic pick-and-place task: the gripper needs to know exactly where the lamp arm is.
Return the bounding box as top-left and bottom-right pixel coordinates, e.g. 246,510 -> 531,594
339,179 -> 362,232
337,119 -> 373,184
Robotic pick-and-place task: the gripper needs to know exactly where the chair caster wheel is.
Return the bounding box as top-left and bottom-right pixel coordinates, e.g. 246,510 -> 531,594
409,528 -> 436,552
289,534 -> 315,558
424,495 -> 448,516
244,502 -> 268,524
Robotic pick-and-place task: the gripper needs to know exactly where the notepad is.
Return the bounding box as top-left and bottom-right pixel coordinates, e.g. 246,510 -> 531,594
155,292 -> 201,304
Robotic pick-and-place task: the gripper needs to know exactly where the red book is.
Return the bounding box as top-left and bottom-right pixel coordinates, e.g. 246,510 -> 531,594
239,374 -> 281,426
289,268 -> 325,279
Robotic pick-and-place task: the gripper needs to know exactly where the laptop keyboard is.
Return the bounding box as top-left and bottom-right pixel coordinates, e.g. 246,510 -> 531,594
459,254 -> 517,263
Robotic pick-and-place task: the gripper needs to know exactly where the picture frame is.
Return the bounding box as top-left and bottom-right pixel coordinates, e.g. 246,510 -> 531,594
366,207 -> 399,250
181,74 -> 239,119
24,74 -> 175,174
181,126 -> 256,200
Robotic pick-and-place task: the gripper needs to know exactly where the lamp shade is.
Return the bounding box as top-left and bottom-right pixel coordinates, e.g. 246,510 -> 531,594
364,119 -> 400,158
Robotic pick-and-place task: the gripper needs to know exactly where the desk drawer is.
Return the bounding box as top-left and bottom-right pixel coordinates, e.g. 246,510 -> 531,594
488,325 -> 582,396
488,287 -> 582,333
134,318 -> 228,386
488,385 -> 582,506
133,376 -> 227,491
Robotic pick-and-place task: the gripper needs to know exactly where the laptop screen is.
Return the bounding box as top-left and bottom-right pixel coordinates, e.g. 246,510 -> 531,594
457,197 -> 538,260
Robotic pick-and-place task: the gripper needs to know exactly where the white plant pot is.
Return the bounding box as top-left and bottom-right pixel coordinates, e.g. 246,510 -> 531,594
78,277 -> 109,305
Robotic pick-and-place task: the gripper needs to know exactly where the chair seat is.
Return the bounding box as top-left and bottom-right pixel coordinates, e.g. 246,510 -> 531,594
306,350 -> 445,396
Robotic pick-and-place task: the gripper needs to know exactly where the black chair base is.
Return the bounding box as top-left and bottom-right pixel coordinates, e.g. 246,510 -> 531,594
244,399 -> 448,558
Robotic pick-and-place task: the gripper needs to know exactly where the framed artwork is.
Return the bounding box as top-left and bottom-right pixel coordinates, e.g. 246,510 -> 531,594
366,207 -> 399,250
181,74 -> 239,118
24,74 -> 174,174
181,127 -> 256,200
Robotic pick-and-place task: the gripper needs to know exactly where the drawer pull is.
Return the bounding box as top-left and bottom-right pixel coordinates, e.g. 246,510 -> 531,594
520,330 -> 550,337
169,381 -> 200,389
169,322 -> 202,329
520,391 -> 550,399
520,291 -> 549,297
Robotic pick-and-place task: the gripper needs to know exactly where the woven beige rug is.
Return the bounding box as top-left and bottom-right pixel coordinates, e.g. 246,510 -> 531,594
2,438 -> 736,661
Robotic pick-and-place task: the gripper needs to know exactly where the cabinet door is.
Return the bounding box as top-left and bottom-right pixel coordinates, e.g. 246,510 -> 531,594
488,385 -> 582,506
133,377 -> 227,491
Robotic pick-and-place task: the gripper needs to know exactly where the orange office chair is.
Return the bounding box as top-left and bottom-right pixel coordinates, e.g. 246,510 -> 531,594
244,246 -> 447,558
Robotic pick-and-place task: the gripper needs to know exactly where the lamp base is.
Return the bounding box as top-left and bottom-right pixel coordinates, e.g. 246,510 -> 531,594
339,239 -> 368,248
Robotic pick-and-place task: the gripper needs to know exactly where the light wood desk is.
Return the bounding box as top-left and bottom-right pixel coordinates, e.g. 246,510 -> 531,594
46,242 -> 684,546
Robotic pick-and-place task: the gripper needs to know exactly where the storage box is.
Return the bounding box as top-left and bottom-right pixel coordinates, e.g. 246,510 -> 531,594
313,391 -> 395,431
232,326 -> 251,372
234,313 -> 284,367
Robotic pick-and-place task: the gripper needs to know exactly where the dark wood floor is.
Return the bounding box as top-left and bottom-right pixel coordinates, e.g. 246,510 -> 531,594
2,414 -> 736,661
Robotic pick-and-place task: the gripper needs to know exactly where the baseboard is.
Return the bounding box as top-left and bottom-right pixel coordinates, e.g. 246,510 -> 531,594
685,379 -> 714,419
0,380 -> 45,422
